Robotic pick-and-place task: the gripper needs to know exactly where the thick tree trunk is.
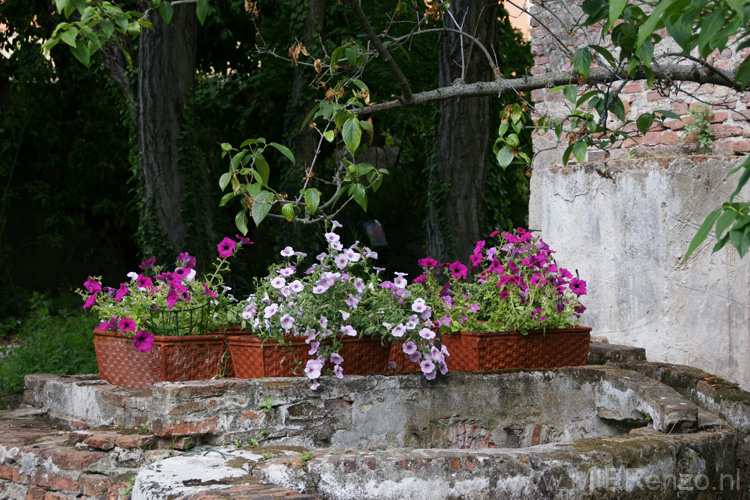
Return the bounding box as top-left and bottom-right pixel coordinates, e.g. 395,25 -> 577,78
137,2 -> 197,255
427,0 -> 497,262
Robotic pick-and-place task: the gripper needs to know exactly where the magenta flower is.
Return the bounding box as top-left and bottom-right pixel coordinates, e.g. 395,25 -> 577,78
83,292 -> 98,309
499,289 -> 510,299
114,283 -> 129,302
98,316 -> 119,330
489,230 -> 502,238
166,287 -> 179,309
235,234 -> 253,245
417,257 -> 438,268
217,237 -> 236,258
413,274 -> 426,284
469,254 -> 483,267
201,283 -> 218,298
119,317 -> 137,332
136,274 -> 152,288
448,261 -> 468,280
83,278 -> 101,294
574,304 -> 587,317
139,257 -> 156,270
133,330 -> 154,352
532,308 -> 546,322
176,252 -> 196,269
570,278 -> 587,296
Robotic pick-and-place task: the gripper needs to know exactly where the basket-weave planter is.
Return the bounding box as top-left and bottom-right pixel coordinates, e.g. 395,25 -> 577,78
227,335 -> 390,378
93,329 -> 226,389
440,326 -> 591,371
210,326 -> 253,378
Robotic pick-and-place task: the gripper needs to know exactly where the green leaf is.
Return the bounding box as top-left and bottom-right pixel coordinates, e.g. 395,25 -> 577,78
219,191 -> 235,207
342,117 -> 362,154
496,146 -> 514,168
281,203 -> 295,221
576,90 -> 600,107
636,113 -> 654,133
562,144 -> 574,166
498,121 -> 509,138
329,46 -> 344,76
636,39 -> 654,66
196,0 -> 209,25
729,159 -> 750,202
70,38 -> 90,66
159,1 -> 174,24
685,208 -> 722,260
219,172 -> 232,191
101,19 -> 115,39
345,47 -> 357,65
573,48 -> 592,79
636,0 -> 671,49
323,130 -> 335,142
235,210 -> 249,235
60,27 -> 79,47
351,184 -> 367,211
588,44 -> 615,66
269,142 -> 295,165
304,188 -> 320,214
251,191 -> 274,226
715,208 -> 737,239
572,141 -> 588,164
55,0 -> 70,15
608,0 -> 628,30
359,120 -> 372,132
655,109 -> 680,120
114,14 -> 129,33
42,38 -> 60,52
351,78 -> 370,93
698,8 -> 726,59
254,154 -> 270,187
563,85 -> 578,104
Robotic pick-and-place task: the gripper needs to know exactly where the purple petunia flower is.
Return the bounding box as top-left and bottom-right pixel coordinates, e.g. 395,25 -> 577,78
570,278 -> 587,296
119,317 -> 137,332
418,328 -> 435,340
402,341 -> 418,355
420,359 -> 435,374
83,292 -> 98,309
469,253 -> 483,267
217,237 -> 236,258
330,353 -> 344,365
341,325 -> 357,337
280,246 -> 295,257
202,283 -> 218,298
417,257 -> 438,268
166,287 -> 180,309
235,234 -> 253,245
392,324 -> 407,338
448,261 -> 468,280
176,252 -> 196,269
280,314 -> 295,330
413,274 -> 426,284
83,278 -> 101,294
334,365 -> 344,379
304,359 -> 323,379
271,277 -> 286,289
114,283 -> 129,302
137,274 -> 152,289
133,330 -> 154,352
139,257 -> 156,270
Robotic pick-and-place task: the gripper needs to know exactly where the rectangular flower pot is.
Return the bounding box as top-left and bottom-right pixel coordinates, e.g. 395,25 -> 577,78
93,329 -> 226,389
440,326 -> 591,371
227,335 -> 390,378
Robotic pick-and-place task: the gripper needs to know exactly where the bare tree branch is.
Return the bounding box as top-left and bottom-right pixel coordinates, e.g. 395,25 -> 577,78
357,63 -> 741,116
350,0 -> 413,103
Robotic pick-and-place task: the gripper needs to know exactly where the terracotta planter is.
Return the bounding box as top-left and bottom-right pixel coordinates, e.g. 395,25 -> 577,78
211,326 -> 253,378
227,335 -> 390,378
440,326 -> 591,371
93,329 -> 226,389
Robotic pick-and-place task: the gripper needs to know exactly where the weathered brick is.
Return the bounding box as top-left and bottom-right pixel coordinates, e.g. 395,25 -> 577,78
714,124 -> 743,138
671,101 -> 689,115
79,473 -> 114,497
448,457 -> 461,472
25,485 -> 46,500
530,89 -> 545,103
113,434 -> 156,450
643,131 -> 661,145
465,454 -> 478,471
531,66 -> 545,75
660,131 -> 680,145
82,434 -> 116,451
664,119 -> 685,130
732,111 -> 750,122
646,90 -> 663,102
622,81 -> 645,93
732,140 -> 750,152
0,465 -> 19,481
151,417 -> 219,437
51,449 -> 104,470
708,111 -> 729,123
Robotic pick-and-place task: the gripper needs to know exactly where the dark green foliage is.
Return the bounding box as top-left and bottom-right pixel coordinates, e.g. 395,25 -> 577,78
0,294 -> 99,397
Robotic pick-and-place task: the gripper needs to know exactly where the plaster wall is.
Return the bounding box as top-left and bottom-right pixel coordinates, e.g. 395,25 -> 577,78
528,0 -> 750,389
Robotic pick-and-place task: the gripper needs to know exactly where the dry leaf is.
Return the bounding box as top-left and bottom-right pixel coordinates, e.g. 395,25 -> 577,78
423,0 -> 440,22
300,45 -> 310,57
244,0 -> 259,17
289,43 -> 301,67
314,58 -> 322,73
360,89 -> 371,106
325,87 -> 336,104
367,117 -> 374,145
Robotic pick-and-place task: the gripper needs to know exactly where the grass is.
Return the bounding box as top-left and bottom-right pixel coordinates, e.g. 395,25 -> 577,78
0,292 -> 99,408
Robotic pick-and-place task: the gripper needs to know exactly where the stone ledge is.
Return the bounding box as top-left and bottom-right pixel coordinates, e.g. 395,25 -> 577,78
587,341 -> 647,365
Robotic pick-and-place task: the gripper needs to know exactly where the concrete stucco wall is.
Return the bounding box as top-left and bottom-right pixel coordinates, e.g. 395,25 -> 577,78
529,156 -> 750,388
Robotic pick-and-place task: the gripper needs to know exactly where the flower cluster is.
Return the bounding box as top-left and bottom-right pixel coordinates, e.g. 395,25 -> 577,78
79,236 -> 247,351
239,222 -> 446,388
415,228 -> 586,334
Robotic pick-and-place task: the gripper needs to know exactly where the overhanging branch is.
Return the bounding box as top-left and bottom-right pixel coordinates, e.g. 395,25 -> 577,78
356,63 -> 740,116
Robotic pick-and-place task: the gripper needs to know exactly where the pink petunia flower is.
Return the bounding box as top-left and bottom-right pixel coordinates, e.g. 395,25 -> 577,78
217,237 -> 236,258
133,330 -> 154,352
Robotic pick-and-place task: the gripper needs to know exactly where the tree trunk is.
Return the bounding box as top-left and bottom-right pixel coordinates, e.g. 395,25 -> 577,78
137,1 -> 198,256
427,0 -> 497,262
